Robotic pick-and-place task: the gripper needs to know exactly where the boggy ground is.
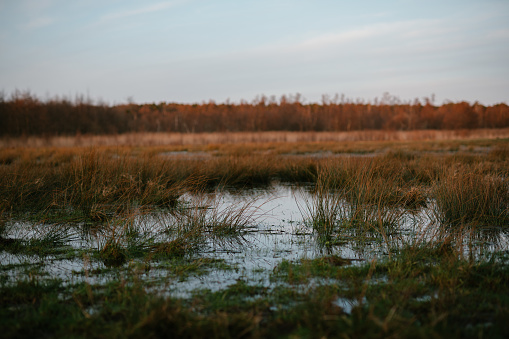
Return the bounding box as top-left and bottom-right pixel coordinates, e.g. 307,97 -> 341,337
1,135 -> 509,338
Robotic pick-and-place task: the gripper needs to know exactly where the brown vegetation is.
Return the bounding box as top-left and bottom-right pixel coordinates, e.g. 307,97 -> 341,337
2,129 -> 509,148
1,91 -> 508,137
1,137 -> 509,338
2,140 -> 508,225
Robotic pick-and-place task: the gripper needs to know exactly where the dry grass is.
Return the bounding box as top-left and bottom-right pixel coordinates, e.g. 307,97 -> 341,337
1,134 -> 508,230
0,148 -> 195,217
2,129 -> 509,148
2,132 -> 509,338
432,166 -> 509,227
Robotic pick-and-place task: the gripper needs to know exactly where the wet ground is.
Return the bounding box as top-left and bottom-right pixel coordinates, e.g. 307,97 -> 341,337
1,184 -> 508,297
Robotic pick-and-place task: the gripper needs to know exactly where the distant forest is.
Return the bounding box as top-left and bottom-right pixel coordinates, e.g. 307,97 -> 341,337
1,92 -> 508,136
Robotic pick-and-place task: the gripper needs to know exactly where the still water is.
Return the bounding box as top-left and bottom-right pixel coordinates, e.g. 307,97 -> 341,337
1,184 -> 507,296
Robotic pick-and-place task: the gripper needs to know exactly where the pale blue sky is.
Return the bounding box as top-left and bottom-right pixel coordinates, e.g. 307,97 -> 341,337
1,0 -> 508,105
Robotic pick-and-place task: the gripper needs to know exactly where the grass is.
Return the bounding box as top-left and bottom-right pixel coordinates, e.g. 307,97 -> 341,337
271,249 -> 509,338
432,166 -> 509,227
2,129 -> 509,148
0,149 -> 192,221
300,162 -> 409,251
1,134 -> 509,338
3,251 -> 508,338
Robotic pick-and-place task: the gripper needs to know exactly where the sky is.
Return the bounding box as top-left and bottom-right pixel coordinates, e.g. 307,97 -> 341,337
1,0 -> 508,105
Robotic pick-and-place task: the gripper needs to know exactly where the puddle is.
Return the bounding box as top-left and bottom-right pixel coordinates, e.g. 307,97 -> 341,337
2,184 -> 508,297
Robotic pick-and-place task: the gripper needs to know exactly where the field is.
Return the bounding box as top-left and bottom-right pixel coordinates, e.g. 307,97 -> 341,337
1,130 -> 509,338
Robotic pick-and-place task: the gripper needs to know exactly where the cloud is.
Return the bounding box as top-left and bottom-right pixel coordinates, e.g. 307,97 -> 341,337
23,16 -> 54,29
100,1 -> 183,21
191,18 -> 448,63
12,0 -> 56,30
285,19 -> 447,53
486,28 -> 509,40
21,0 -> 55,13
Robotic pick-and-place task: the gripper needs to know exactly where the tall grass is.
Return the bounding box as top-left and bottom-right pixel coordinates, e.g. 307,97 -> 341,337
1,141 -> 507,228
0,148 -> 319,216
432,166 -> 509,227
300,166 -> 347,241
301,162 -> 408,249
3,137 -> 509,338
0,149 -> 195,218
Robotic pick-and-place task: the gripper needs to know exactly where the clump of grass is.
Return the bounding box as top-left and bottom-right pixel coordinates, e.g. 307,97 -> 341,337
197,190 -> 266,233
94,214 -> 159,266
299,165 -> 346,242
341,159 -> 405,207
398,186 -> 428,209
0,222 -> 76,256
207,199 -> 261,238
92,187 -> 263,263
317,157 -> 427,207
433,167 -> 509,227
93,210 -> 203,264
301,163 -> 406,249
99,240 -> 128,267
152,238 -> 191,258
63,150 -> 189,219
149,190 -> 263,258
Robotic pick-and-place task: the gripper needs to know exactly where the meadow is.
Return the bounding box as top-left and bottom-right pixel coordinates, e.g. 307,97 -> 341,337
1,130 -> 509,338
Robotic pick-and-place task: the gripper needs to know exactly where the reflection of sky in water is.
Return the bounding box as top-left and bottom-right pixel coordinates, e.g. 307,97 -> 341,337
1,184 -> 508,296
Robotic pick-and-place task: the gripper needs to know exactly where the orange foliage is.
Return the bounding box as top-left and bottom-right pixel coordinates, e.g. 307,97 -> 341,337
0,92 -> 508,136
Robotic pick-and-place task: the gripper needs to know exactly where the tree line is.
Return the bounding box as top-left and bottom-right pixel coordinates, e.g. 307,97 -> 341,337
1,92 -> 508,136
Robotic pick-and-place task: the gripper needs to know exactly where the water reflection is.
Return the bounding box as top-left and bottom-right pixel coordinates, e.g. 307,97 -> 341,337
1,184 -> 507,294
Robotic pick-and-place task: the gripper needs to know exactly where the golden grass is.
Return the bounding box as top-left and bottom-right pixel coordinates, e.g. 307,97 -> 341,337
432,166 -> 509,226
2,129 -> 509,149
1,133 -> 508,230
